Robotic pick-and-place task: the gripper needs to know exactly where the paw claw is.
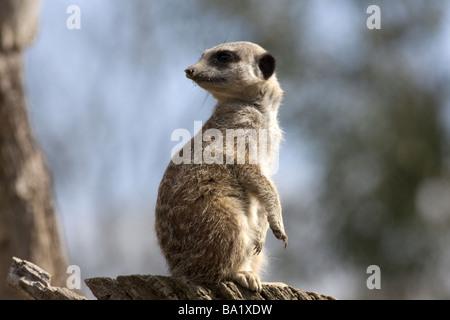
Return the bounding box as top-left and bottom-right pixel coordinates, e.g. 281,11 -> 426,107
253,242 -> 263,255
272,229 -> 288,249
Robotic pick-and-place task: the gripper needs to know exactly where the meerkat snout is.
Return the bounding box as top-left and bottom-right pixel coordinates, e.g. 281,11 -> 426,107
184,67 -> 195,77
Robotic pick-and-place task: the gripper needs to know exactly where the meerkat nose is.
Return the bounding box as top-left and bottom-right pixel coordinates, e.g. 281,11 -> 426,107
185,67 -> 195,78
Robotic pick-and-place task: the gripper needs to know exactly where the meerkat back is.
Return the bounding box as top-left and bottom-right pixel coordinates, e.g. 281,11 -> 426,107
155,41 -> 287,292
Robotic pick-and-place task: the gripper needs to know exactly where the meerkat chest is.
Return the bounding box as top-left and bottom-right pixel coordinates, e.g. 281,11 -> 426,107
259,113 -> 282,176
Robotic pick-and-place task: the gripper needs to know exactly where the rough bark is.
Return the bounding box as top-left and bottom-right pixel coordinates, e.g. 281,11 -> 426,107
85,275 -> 335,300
7,257 -> 336,300
7,257 -> 85,300
0,0 -> 69,299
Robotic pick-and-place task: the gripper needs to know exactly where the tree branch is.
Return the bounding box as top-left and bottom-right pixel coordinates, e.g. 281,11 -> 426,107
85,275 -> 335,300
7,257 -> 335,300
7,257 -> 86,300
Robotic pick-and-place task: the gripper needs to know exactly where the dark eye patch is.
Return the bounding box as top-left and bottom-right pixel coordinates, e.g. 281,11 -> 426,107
212,51 -> 239,64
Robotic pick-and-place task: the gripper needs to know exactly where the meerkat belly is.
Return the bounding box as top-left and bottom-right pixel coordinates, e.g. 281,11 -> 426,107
245,193 -> 269,246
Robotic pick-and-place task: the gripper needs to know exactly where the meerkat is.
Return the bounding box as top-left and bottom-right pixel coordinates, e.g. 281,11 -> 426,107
155,41 -> 287,292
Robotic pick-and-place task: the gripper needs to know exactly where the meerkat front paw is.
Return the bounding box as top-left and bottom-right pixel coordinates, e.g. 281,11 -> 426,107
231,271 -> 262,292
271,222 -> 288,249
253,240 -> 264,255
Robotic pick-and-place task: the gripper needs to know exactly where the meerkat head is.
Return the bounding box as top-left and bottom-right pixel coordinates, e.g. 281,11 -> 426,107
185,41 -> 282,103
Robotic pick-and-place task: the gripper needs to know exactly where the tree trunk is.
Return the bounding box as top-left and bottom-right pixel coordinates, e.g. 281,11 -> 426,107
0,0 -> 68,299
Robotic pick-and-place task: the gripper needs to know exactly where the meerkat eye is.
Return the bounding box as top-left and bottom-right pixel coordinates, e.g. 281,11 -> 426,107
215,51 -> 235,63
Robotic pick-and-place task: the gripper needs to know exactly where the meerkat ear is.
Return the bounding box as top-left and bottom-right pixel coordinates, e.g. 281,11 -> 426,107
258,53 -> 276,80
